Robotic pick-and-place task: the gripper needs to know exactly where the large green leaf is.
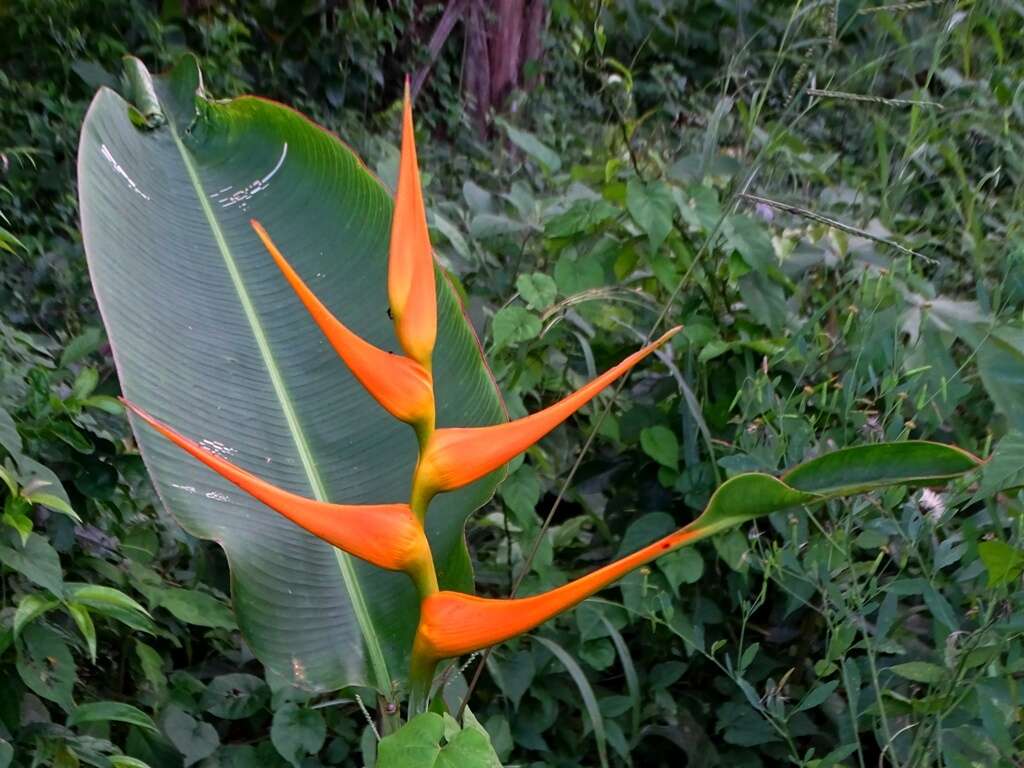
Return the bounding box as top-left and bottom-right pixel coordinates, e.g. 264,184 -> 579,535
782,441 -> 981,496
686,473 -> 816,538
684,441 -> 981,540
77,56 -> 504,694
376,711 -> 502,768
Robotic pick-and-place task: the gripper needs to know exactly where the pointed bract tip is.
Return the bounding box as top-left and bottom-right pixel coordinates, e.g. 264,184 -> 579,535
121,397 -> 154,424
656,325 -> 683,345
413,329 -> 682,498
388,69 -> 437,369
402,80 -> 414,125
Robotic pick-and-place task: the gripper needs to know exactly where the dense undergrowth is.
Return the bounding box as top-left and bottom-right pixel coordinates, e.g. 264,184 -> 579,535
1,1 -> 1023,766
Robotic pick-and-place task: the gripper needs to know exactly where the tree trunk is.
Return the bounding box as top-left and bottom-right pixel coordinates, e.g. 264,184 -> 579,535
415,0 -> 549,137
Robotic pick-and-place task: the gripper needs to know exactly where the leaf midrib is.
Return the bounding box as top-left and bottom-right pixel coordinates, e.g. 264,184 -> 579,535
165,113 -> 391,693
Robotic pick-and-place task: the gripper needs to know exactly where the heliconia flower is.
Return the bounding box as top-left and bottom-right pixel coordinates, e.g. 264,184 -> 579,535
413,522 -> 707,662
251,220 -> 435,433
388,80 -> 437,370
412,326 -> 682,503
122,400 -> 437,592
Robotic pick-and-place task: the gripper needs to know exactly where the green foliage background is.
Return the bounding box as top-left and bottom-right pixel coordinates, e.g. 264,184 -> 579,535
2,1 -> 1023,766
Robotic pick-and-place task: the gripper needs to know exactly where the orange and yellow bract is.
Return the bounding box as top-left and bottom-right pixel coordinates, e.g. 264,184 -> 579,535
122,401 -> 438,594
251,220 -> 436,433
412,326 -> 680,504
388,79 -> 437,371
414,525 -> 706,661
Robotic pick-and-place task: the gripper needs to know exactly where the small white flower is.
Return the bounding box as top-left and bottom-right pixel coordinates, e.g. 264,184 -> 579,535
919,488 -> 946,522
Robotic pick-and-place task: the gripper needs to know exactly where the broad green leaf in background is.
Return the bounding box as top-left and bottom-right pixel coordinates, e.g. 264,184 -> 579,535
151,586 -> 236,630
497,464 -> 541,526
975,431 -> 1024,499
13,593 -> 60,637
888,661 -> 947,685
972,326 -> 1024,433
68,701 -> 159,732
658,547 -> 703,590
515,272 -> 557,310
469,212 -> 529,239
71,367 -> 100,401
0,460 -> 15,496
0,226 -> 24,254
553,250 -> 604,295
16,623 -> 76,711
793,680 -> 839,714
918,300 -> 1024,433
544,198 -> 618,239
782,442 -> 980,496
0,406 -> 20,459
491,306 -> 542,350
978,540 -> 1024,587
271,703 -> 326,768
496,118 -> 562,174
78,55 -> 505,694
626,179 -> 674,251
67,603 -> 97,661
64,583 -> 154,637
487,650 -> 534,710
376,711 -> 502,768
722,214 -> 774,272
60,326 -> 104,368
616,512 -> 675,559
15,455 -> 80,522
200,673 -> 269,719
675,184 -> 722,233
161,706 -> 219,767
110,758 -> 154,768
0,531 -> 64,597
640,425 -> 679,470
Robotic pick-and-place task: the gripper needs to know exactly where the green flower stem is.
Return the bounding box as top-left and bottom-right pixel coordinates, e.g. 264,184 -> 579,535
407,639 -> 439,717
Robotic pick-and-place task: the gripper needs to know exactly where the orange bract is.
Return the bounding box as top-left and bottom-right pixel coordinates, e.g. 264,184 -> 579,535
251,220 -> 435,431
414,524 -> 705,661
123,400 -> 434,583
413,327 -> 682,499
388,80 -> 437,370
